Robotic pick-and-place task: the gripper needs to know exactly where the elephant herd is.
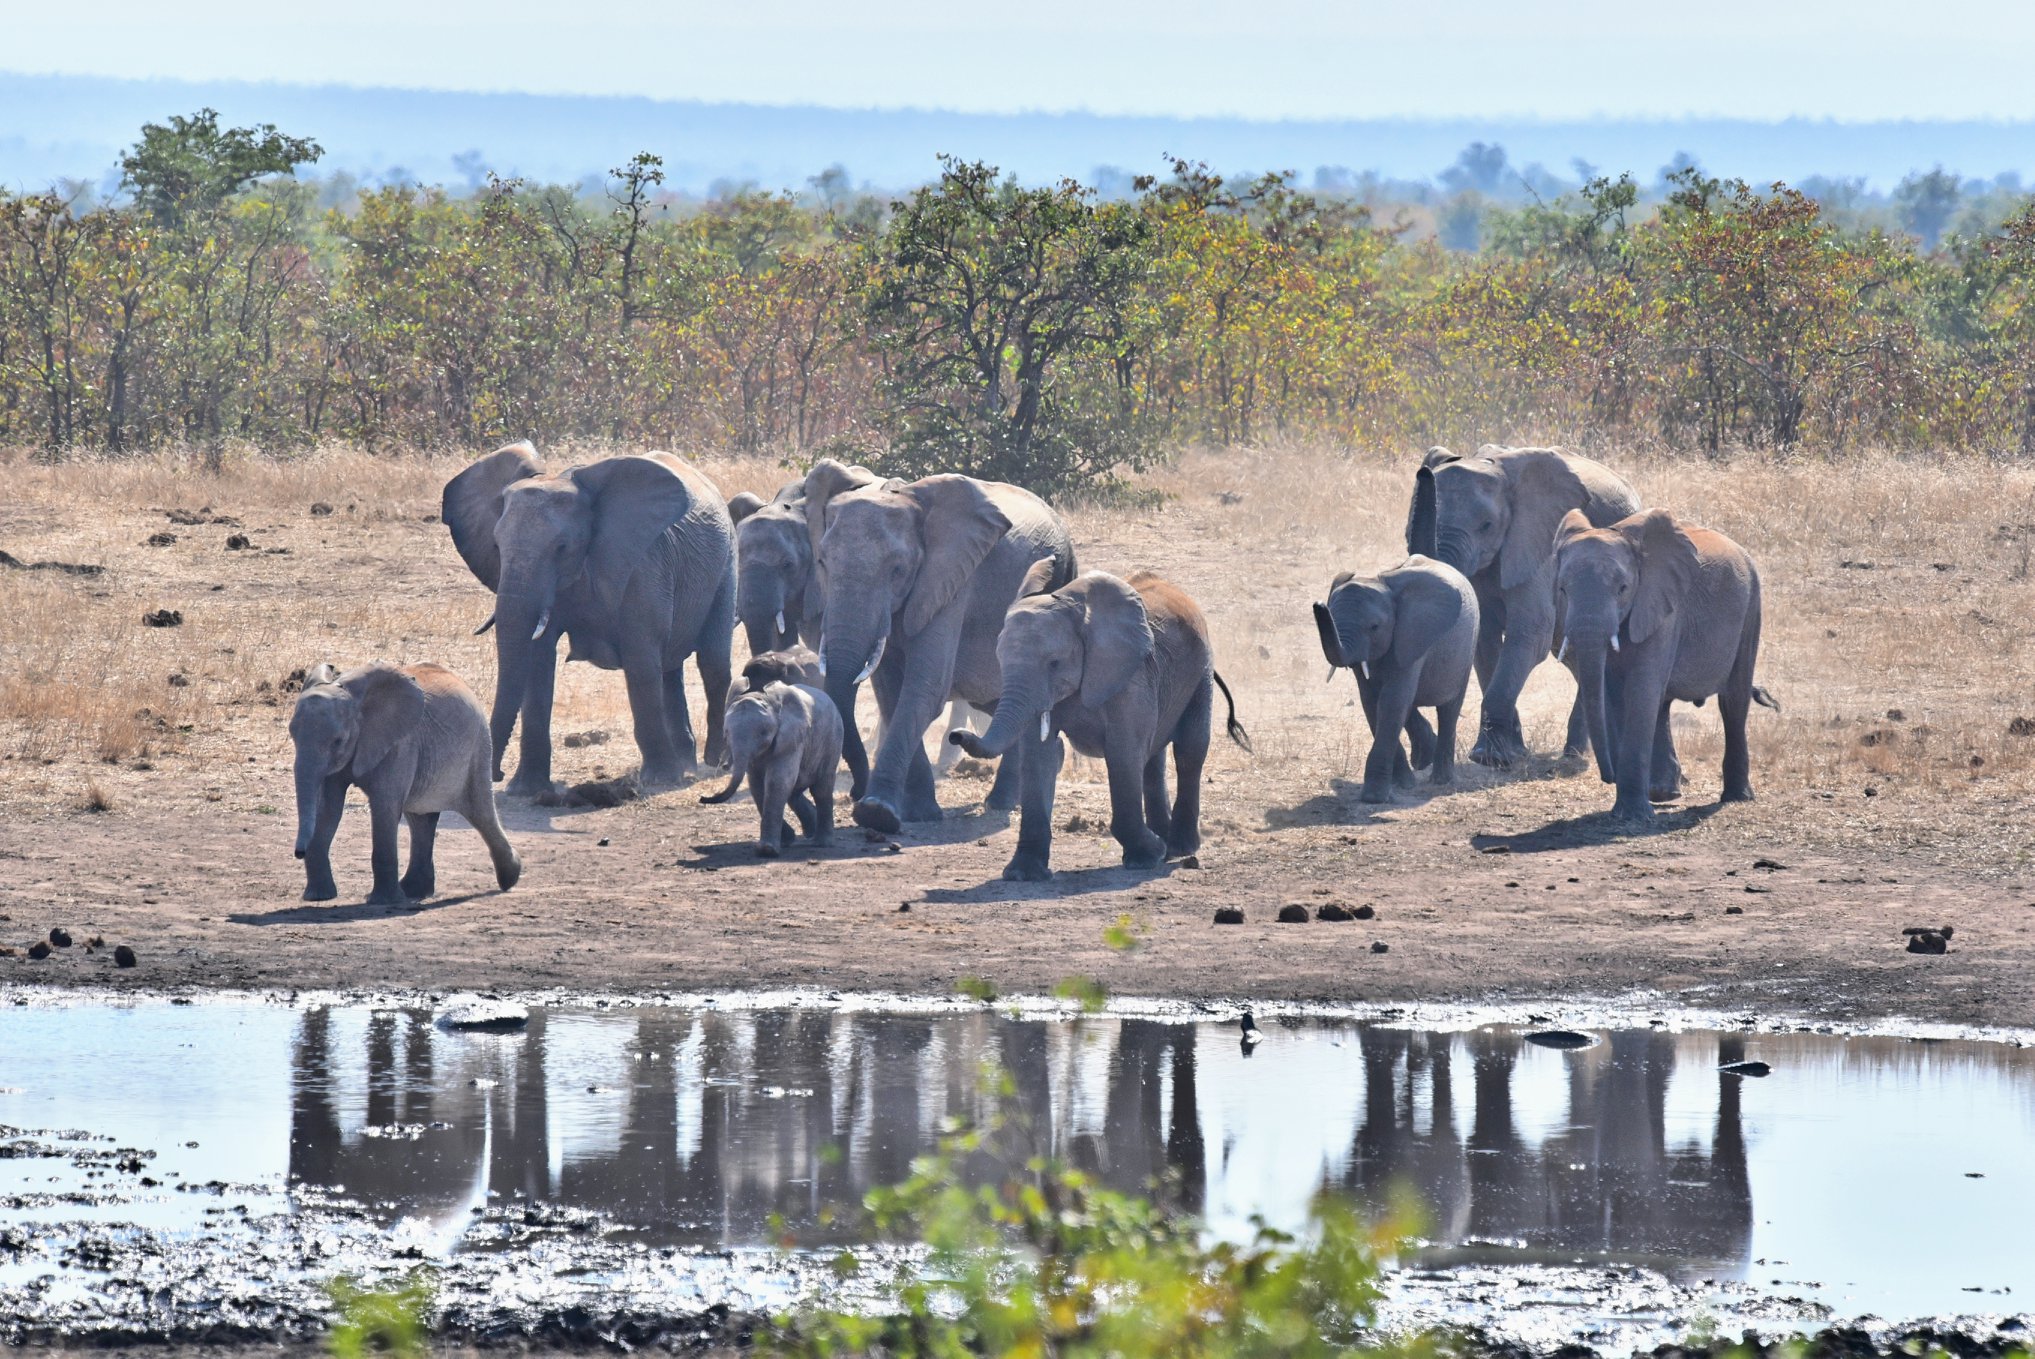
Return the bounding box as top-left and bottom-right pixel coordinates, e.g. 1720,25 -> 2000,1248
288,440 -> 1775,906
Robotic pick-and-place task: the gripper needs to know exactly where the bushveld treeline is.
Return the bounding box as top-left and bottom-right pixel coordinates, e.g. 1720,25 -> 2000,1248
5,111 -> 2035,492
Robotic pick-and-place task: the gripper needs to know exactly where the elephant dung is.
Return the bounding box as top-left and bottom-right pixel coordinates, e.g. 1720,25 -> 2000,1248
141,609 -> 182,628
1276,903 -> 1310,924
113,945 -> 137,968
1352,904 -> 1376,920
146,531 -> 176,547
1369,941 -> 1390,954
1904,928 -> 1951,954
1315,903 -> 1353,922
27,942 -> 51,960
225,534 -> 251,551
47,928 -> 71,948
1212,907 -> 1244,925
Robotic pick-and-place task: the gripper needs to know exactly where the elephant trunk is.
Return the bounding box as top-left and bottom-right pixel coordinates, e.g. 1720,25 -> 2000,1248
739,575 -> 795,655
1312,602 -> 1347,674
1576,646 -> 1617,784
292,755 -> 324,858
959,676 -> 1049,760
489,581 -> 553,777
1433,527 -> 1478,577
820,620 -> 885,798
699,721 -> 767,804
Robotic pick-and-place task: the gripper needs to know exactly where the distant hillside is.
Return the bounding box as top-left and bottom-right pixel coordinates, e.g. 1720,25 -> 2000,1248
5,70 -> 2035,195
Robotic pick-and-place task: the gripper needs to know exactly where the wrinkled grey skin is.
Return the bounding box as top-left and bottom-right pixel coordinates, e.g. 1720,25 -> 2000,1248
698,682 -> 844,857
953,567 -> 1250,881
1554,508 -> 1777,823
1408,444 -> 1643,767
444,442 -> 735,794
289,661 -> 521,906
804,460 -> 1077,833
1312,555 -> 1478,803
730,473 -> 876,656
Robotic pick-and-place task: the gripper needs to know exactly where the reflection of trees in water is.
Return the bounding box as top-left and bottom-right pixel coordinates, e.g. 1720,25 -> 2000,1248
1337,1027 -> 1751,1273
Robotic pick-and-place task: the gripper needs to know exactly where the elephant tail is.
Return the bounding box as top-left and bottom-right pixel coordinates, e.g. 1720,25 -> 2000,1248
1212,670 -> 1254,754
1752,685 -> 1782,713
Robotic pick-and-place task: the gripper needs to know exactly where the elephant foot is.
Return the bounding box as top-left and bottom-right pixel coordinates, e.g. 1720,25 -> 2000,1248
1358,782 -> 1396,805
1609,798 -> 1656,825
639,762 -> 691,790
902,792 -> 946,823
754,841 -> 781,858
1469,739 -> 1522,769
1166,833 -> 1200,860
1002,855 -> 1054,882
1427,766 -> 1455,787
808,828 -> 834,847
365,886 -> 410,907
301,881 -> 338,903
981,788 -> 1020,813
1721,783 -> 1755,804
852,797 -> 903,834
1649,786 -> 1683,803
399,873 -> 435,902
505,774 -> 560,799
495,855 -> 522,891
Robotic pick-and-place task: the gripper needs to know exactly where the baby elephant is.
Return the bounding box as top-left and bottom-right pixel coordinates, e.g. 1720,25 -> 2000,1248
700,682 -> 843,856
952,565 -> 1250,882
1312,555 -> 1479,802
289,662 -> 521,905
1554,508 -> 1778,822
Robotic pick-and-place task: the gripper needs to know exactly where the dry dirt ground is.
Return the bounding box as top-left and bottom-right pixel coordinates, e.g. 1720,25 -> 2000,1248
2,445 -> 2034,1028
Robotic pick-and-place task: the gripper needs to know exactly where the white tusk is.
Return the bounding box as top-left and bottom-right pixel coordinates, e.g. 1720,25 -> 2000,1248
1360,661 -> 1370,680
774,610 -> 786,637
816,654 -> 827,677
1325,666 -> 1337,684
853,634 -> 887,684
1039,711 -> 1052,742
1558,637 -> 1570,661
1610,634 -> 1621,653
530,610 -> 549,641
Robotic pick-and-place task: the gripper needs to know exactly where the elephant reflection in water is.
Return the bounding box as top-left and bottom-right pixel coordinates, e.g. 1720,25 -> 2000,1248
1334,1027 -> 1751,1275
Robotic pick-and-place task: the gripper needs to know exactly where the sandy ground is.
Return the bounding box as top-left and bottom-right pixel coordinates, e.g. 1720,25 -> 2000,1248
2,446 -> 2033,1029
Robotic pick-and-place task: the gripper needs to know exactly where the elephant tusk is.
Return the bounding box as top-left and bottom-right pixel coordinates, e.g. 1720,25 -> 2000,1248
1557,636 -> 1569,662
1039,711 -> 1052,742
1360,661 -> 1370,680
853,635 -> 887,684
474,614 -> 496,636
774,610 -> 786,637
531,610 -> 550,642
1610,634 -> 1620,653
1325,666 -> 1337,684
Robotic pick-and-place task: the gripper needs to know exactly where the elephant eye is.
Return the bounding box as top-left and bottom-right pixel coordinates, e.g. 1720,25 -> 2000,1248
1480,520 -> 1494,532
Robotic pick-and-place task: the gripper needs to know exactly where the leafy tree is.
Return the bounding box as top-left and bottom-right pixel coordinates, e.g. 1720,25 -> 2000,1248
119,108 -> 322,226
1894,166 -> 1962,253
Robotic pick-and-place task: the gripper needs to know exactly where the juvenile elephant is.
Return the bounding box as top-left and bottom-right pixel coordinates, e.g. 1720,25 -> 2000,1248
1408,445 -> 1643,767
729,467 -> 876,656
444,442 -> 735,793
1312,555 -> 1478,803
732,643 -> 824,698
951,566 -> 1250,881
289,662 -> 521,905
1553,508 -> 1779,822
699,682 -> 844,857
804,460 -> 1077,832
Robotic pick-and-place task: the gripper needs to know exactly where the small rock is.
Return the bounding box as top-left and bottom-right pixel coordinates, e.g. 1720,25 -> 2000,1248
1369,940 -> 1389,954
1479,844 -> 1511,855
1901,924 -> 1955,939
146,531 -> 177,547
1179,854 -> 1201,869
1906,930 -> 1949,955
1753,858 -> 1786,870
1526,1030 -> 1594,1049
1725,905 -> 1744,915
1719,1060 -> 1771,1077
2010,716 -> 2035,737
885,841 -> 902,853
897,902 -> 912,913
437,995 -> 530,1031
1276,903 -> 1310,923
167,672 -> 189,687
225,533 -> 250,550
114,945 -> 137,968
596,837 -> 610,847
1213,907 -> 1244,925
1315,903 -> 1353,922
1885,708 -> 1905,721
1352,904 -> 1376,920
309,502 -> 334,517
48,928 -> 71,948
142,609 -> 182,628
27,942 -> 52,960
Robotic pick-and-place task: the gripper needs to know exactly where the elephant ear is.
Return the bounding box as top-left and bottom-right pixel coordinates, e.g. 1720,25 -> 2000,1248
1018,557 -> 1059,599
568,454 -> 697,619
1554,507 -> 1594,549
1496,449 -> 1589,592
1313,572 -> 1357,667
1421,445 -> 1460,470
767,684 -> 814,756
443,441 -> 545,592
902,476 -> 1012,636
1073,572 -> 1154,708
1384,567 -> 1463,664
1622,509 -> 1700,646
1405,464 -> 1440,557
306,662 -> 342,688
728,491 -> 766,524
343,664 -> 425,777
800,459 -> 882,581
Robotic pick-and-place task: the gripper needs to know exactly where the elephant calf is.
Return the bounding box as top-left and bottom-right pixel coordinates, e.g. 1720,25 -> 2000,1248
1554,508 -> 1779,822
700,682 -> 844,857
952,566 -> 1251,882
289,662 -> 521,906
1313,555 -> 1479,803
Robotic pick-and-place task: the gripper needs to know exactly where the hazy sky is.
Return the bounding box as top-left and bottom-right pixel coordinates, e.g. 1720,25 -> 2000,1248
13,0 -> 2035,122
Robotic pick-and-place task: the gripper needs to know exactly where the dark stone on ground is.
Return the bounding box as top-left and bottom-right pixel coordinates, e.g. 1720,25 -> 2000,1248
225,534 -> 251,550
27,942 -> 51,960
1213,907 -> 1244,925
1276,903 -> 1309,923
1316,903 -> 1353,921
48,928 -> 71,948
1370,940 -> 1389,954
1353,904 -> 1376,920
1906,930 -> 1949,954
310,502 -> 334,516
146,532 -> 176,546
1179,854 -> 1201,869
142,609 -> 182,627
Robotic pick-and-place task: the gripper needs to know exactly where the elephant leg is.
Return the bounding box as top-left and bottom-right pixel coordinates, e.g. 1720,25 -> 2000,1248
1472,601 -> 1548,768
301,772 -> 349,902
1361,670 -> 1422,803
808,767 -> 837,847
1563,692 -> 1591,760
364,786 -> 409,906
857,618 -> 962,831
1430,696 -> 1463,786
507,638 -> 560,797
698,577 -> 734,768
399,812 -> 439,901
1166,681 -> 1211,858
982,750 -> 1021,812
1106,729 -> 1166,870
787,788 -> 818,839
1142,754 -> 1172,848
1004,734 -> 1061,882
1649,698 -> 1682,801
903,739 -> 941,821
752,767 -> 793,857
465,757 -> 521,891
1405,710 -> 1438,771
661,667 -> 698,772
1719,637 -> 1758,803
1610,668 -> 1665,823
625,660 -> 687,786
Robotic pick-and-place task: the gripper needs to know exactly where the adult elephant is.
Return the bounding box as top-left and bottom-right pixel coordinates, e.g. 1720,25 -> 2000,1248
444,441 -> 735,794
726,464 -> 879,656
1407,444 -> 1642,767
803,460 -> 1077,832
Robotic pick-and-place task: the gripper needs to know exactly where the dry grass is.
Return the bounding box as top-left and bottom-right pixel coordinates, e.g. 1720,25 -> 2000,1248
3,441 -> 2033,876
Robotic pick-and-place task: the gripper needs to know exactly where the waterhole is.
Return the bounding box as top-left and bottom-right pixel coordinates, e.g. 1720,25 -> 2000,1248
0,998 -> 2028,1349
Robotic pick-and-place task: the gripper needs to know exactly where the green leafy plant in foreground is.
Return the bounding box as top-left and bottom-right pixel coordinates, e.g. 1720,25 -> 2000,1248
763,1068 -> 1427,1359
326,1271 -> 433,1359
